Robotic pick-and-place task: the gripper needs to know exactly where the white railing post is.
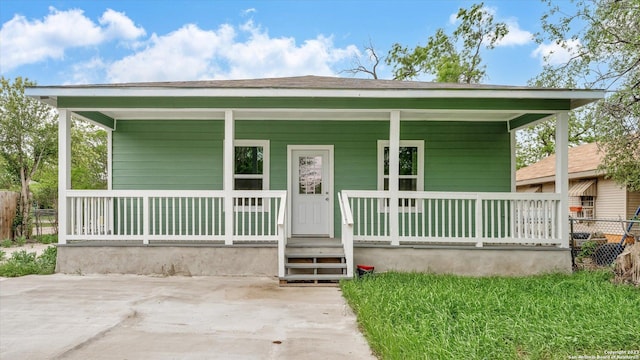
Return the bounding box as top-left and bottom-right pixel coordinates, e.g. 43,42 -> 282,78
143,194 -> 149,245
277,192 -> 287,278
475,194 -> 483,247
224,110 -> 235,245
58,109 -> 71,245
338,192 -> 354,278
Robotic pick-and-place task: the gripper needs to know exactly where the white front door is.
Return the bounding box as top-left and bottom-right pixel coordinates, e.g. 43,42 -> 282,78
291,149 -> 331,236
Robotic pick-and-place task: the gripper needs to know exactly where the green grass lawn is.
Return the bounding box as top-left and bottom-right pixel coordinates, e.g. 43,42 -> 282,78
341,271 -> 640,360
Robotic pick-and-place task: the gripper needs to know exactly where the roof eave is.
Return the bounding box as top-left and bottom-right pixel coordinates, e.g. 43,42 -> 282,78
25,87 -> 606,102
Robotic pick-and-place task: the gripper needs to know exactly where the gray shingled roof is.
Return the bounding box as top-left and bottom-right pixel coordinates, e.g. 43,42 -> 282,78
516,142 -> 603,183
36,75 -> 571,91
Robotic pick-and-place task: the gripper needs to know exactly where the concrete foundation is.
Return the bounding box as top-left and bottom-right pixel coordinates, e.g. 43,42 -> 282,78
56,245 -> 278,276
56,244 -> 571,277
354,246 -> 572,276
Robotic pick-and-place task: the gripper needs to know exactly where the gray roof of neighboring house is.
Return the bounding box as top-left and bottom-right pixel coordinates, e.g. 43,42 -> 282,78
516,142 -> 603,184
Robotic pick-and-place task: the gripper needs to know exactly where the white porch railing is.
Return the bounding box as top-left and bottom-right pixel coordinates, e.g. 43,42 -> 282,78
337,192 -> 354,279
65,190 -> 287,244
339,190 -> 563,247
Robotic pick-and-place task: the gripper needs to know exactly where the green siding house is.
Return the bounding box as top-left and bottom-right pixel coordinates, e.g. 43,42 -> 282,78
27,76 -> 603,282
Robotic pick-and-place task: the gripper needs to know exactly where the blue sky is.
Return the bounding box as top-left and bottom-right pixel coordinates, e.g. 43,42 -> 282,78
0,0 -> 574,86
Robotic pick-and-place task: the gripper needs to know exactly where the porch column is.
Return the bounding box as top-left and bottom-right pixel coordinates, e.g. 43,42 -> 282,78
555,111 -> 569,248
510,130 -> 517,192
224,110 -> 235,245
389,110 -> 400,246
58,109 -> 71,245
107,130 -> 113,190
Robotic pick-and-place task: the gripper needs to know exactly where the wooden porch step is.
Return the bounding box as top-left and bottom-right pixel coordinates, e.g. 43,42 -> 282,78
280,274 -> 350,286
285,246 -> 345,256
286,262 -> 347,269
282,274 -> 348,281
285,252 -> 345,258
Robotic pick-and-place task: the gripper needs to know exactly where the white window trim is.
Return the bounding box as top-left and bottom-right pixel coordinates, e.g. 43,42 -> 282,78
234,140 -> 269,211
580,195 -> 595,219
377,140 -> 424,212
234,140 -> 269,190
377,140 -> 424,192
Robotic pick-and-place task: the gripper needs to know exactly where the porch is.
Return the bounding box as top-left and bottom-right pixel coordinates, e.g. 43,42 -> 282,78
26,76 -> 605,281
57,189 -> 570,280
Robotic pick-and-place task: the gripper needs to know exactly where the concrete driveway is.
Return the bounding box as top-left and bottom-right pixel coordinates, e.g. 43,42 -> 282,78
0,275 -> 374,359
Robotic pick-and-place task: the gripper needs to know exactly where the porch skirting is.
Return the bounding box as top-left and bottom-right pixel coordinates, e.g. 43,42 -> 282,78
55,244 -> 571,276
353,246 -> 571,276
55,245 -> 278,276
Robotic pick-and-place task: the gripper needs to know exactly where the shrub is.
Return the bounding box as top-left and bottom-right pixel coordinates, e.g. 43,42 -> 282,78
15,236 -> 26,246
578,240 -> 598,258
0,246 -> 57,277
33,234 -> 57,244
0,239 -> 12,248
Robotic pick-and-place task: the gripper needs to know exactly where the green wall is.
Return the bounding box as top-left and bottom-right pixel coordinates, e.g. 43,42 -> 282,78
113,119 -> 510,237
113,120 -> 223,189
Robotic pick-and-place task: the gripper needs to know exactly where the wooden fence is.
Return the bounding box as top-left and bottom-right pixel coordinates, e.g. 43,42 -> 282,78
0,191 -> 19,239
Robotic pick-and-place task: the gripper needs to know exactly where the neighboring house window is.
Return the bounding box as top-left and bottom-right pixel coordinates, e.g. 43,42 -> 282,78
234,140 -> 269,191
580,196 -> 595,218
377,140 -> 424,208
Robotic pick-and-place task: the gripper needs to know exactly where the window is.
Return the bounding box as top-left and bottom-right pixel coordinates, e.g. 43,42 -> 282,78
377,140 -> 424,208
580,196 -> 595,219
234,140 -> 269,190
377,140 -> 424,192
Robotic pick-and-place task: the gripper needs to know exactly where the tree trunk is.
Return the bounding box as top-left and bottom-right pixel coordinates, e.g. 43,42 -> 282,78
18,168 -> 32,239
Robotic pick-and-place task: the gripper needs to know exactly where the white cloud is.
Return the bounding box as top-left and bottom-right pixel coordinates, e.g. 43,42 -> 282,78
531,39 -> 582,65
0,7 -> 145,72
106,21 -> 359,82
495,21 -> 533,47
448,12 -> 459,25
99,9 -> 146,41
106,24 -> 233,82
67,57 -> 107,85
242,8 -> 257,16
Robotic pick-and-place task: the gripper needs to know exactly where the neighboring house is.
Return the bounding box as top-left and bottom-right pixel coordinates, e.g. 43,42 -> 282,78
27,76 -> 603,282
516,142 -> 640,242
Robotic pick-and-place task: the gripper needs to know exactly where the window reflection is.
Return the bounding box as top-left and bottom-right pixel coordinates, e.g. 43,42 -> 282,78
299,156 -> 322,194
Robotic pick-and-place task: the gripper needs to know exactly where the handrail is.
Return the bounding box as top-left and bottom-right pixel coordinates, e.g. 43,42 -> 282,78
338,191 -> 355,279
277,192 -> 287,226
66,189 -> 287,197
337,192 -> 347,225
342,189 -> 561,201
338,191 -> 354,225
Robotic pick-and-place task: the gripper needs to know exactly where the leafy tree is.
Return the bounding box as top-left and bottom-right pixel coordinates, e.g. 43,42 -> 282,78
531,0 -> 640,191
0,77 -> 57,238
0,154 -> 18,190
387,2 -> 508,83
70,119 -> 107,190
517,74 -> 597,168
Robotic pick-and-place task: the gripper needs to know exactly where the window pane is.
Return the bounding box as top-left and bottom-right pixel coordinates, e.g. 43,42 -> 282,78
383,178 -> 417,191
299,156 -> 322,194
400,178 -> 417,191
234,178 -> 263,190
400,147 -> 418,175
384,146 -> 418,175
235,146 -> 263,174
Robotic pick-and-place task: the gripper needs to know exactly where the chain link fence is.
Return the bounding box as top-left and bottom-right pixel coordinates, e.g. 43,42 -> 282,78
570,217 -> 639,271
